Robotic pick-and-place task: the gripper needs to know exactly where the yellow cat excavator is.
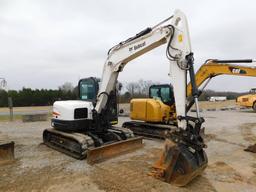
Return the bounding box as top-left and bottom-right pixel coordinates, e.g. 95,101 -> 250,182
237,88 -> 256,111
123,59 -> 256,139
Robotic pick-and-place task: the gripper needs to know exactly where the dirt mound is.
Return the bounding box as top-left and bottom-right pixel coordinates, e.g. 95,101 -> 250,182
91,148 -> 217,192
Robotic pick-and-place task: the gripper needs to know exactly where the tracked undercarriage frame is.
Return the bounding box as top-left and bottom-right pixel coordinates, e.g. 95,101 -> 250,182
43,127 -> 143,162
122,121 -> 177,139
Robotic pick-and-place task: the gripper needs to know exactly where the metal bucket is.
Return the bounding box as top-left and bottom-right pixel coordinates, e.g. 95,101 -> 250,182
0,141 -> 15,164
151,139 -> 207,186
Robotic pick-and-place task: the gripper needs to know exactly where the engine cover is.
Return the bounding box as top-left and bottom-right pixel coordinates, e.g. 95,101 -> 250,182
52,100 -> 94,121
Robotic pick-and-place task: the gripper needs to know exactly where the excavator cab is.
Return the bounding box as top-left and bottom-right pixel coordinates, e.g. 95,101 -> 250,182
78,77 -> 118,124
79,77 -> 99,101
128,84 -> 176,126
149,84 -> 175,106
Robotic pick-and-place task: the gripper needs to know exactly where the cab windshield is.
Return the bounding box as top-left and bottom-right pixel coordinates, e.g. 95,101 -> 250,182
149,85 -> 174,105
79,78 -> 98,101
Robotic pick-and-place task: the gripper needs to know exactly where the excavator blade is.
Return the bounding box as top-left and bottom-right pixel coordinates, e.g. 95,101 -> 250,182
151,139 -> 207,186
87,137 -> 143,164
0,141 -> 15,164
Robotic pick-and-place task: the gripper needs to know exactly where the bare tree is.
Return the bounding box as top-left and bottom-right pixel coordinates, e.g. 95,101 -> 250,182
125,82 -> 138,97
137,79 -> 154,96
125,79 -> 159,98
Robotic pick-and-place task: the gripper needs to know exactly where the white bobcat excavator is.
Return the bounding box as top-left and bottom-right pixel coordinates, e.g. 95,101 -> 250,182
43,10 -> 207,186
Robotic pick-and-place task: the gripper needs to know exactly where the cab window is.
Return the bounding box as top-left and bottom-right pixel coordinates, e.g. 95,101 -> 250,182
149,85 -> 174,105
79,79 -> 98,101
160,87 -> 171,103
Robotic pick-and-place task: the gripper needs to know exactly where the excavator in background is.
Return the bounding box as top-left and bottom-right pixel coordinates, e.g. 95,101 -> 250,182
237,88 -> 256,111
43,10 -> 208,186
123,59 -> 256,139
236,86 -> 256,153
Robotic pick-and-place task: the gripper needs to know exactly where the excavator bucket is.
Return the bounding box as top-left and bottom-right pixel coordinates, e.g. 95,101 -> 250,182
151,139 -> 207,186
87,137 -> 143,164
0,141 -> 15,164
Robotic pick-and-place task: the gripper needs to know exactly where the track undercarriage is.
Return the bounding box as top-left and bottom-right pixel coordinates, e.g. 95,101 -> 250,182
122,121 -> 177,139
43,127 -> 143,162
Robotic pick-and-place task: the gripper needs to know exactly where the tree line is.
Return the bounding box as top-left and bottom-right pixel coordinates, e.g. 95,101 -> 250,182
198,89 -> 247,101
0,80 -> 247,107
120,80 -> 246,103
0,82 -> 77,107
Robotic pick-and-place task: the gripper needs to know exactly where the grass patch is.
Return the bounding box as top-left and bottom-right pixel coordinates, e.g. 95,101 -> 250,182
0,115 -> 23,121
0,113 -> 51,122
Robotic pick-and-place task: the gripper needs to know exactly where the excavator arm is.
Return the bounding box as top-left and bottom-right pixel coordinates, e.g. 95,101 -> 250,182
186,59 -> 256,112
95,10 -> 193,130
93,10 -> 207,186
187,59 -> 256,96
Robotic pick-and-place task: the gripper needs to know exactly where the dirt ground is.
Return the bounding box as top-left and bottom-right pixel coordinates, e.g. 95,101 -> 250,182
1,106 -> 256,191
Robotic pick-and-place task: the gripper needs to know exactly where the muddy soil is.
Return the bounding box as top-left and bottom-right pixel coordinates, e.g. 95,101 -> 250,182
0,109 -> 256,192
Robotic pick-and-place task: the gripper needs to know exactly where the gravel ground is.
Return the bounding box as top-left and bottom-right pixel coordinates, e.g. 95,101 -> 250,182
0,109 -> 256,192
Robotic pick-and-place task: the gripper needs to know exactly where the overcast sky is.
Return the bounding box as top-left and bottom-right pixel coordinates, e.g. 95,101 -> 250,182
0,0 -> 256,92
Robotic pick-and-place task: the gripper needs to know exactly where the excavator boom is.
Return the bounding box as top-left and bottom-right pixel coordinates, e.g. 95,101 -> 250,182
187,59 -> 256,97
